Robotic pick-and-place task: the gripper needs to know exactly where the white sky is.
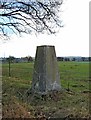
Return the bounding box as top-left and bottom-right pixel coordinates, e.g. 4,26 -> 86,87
0,0 -> 90,58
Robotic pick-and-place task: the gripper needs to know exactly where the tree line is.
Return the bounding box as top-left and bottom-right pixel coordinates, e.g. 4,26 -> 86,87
2,56 -> 33,63
57,57 -> 90,62
1,56 -> 91,63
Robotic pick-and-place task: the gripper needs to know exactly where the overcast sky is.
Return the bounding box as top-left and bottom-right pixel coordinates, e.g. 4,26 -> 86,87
0,0 -> 89,58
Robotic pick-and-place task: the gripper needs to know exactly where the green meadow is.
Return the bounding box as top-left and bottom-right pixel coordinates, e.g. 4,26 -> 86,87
2,61 -> 90,118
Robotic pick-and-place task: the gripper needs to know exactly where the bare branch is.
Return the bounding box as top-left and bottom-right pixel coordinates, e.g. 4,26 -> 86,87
0,0 -> 63,38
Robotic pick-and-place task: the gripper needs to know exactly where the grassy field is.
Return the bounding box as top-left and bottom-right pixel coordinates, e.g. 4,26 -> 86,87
2,61 -> 90,118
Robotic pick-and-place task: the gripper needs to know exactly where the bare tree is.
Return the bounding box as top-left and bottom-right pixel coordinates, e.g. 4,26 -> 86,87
0,0 -> 63,38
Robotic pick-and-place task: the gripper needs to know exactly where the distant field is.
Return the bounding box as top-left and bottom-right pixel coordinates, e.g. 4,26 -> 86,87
2,61 -> 90,118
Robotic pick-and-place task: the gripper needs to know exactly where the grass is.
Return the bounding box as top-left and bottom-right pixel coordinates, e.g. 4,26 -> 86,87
2,61 -> 90,118
59,62 -> 89,92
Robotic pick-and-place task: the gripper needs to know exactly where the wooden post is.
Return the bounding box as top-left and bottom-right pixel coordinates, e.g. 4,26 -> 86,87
9,56 -> 11,77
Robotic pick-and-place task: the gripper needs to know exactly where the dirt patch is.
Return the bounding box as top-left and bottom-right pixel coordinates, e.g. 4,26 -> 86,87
2,96 -> 32,118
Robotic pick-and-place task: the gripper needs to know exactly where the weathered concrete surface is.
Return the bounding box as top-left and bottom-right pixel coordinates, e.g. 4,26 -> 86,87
32,45 -> 61,94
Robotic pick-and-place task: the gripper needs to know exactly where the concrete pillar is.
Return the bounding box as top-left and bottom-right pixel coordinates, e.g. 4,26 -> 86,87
32,45 -> 61,94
